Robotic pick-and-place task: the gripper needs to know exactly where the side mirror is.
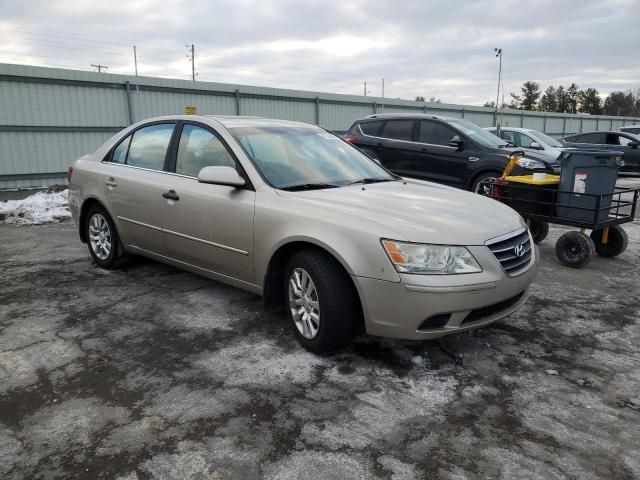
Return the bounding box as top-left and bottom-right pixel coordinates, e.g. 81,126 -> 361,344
197,166 -> 246,188
530,142 -> 543,150
629,141 -> 639,148
448,136 -> 464,150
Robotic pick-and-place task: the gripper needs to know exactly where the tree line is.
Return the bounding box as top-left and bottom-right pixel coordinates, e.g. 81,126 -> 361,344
484,82 -> 640,116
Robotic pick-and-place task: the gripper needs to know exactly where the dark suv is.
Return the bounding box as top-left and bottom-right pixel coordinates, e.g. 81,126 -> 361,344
562,131 -> 640,173
345,114 -> 558,192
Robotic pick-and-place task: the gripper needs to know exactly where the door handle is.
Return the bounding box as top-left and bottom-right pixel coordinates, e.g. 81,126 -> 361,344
468,156 -> 480,162
105,177 -> 117,187
162,190 -> 180,201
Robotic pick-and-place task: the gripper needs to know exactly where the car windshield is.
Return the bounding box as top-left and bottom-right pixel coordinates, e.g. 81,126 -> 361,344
532,131 -> 563,148
231,126 -> 396,189
447,119 -> 508,148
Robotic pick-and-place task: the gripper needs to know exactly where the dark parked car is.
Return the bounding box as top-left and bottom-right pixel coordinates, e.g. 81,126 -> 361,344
620,125 -> 640,135
345,114 -> 559,192
562,131 -> 640,172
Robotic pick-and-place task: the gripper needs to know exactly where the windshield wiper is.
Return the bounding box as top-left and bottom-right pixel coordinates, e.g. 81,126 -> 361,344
280,183 -> 339,191
346,178 -> 396,186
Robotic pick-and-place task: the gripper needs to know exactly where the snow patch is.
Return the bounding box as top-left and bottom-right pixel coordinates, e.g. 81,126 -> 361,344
0,189 -> 70,225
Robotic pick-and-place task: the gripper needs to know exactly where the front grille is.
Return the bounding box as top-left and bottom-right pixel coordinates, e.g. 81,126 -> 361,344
462,292 -> 525,324
486,228 -> 532,276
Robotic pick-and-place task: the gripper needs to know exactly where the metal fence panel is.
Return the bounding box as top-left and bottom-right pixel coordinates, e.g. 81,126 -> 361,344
1,62 -> 639,189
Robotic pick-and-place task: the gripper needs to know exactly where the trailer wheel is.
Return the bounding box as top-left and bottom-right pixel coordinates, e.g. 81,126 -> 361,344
555,231 -> 595,268
590,226 -> 628,258
528,219 -> 549,244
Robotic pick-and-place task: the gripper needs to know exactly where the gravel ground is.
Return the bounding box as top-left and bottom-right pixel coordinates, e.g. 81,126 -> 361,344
1,177 -> 640,479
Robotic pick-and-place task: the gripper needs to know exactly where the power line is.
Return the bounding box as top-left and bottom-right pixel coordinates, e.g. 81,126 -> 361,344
0,26 -> 185,55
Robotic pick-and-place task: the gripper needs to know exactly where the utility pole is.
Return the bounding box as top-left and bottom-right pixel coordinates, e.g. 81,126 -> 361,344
381,78 -> 385,111
133,46 -> 138,76
494,48 -> 502,128
186,44 -> 195,81
91,64 -> 108,73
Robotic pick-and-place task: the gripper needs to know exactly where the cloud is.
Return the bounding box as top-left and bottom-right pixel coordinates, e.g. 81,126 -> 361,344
0,0 -> 637,105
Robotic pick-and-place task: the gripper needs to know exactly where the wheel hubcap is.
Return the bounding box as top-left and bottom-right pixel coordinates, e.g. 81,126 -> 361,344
288,268 -> 320,339
88,213 -> 112,260
475,177 -> 497,195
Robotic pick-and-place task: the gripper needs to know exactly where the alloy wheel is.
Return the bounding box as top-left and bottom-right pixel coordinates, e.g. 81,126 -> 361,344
475,177 -> 497,195
88,213 -> 112,260
288,268 -> 321,339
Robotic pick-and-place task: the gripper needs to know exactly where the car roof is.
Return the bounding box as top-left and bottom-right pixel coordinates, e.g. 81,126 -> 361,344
358,113 -> 458,122
203,115 -> 313,129
485,127 -> 535,133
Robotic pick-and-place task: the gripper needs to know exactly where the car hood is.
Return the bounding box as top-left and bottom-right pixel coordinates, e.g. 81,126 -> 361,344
496,146 -> 559,164
278,180 -> 524,245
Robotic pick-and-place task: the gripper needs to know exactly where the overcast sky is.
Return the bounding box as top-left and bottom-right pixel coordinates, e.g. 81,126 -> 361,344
0,0 -> 638,105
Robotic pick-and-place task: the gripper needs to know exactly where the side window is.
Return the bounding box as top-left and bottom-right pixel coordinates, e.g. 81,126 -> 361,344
567,133 -> 600,144
617,135 -> 634,146
501,131 -> 518,146
359,121 -> 383,136
418,121 -> 457,146
111,135 -> 132,164
516,133 -> 534,148
381,120 -> 414,141
605,134 -> 620,145
176,125 -> 236,177
126,124 -> 175,170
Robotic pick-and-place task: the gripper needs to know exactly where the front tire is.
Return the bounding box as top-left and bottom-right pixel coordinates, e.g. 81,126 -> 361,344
85,204 -> 128,269
555,231 -> 595,268
284,249 -> 358,353
471,171 -> 502,195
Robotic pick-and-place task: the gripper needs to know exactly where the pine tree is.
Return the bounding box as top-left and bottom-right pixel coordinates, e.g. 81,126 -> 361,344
538,86 -> 557,112
578,88 -> 602,115
556,86 -> 570,113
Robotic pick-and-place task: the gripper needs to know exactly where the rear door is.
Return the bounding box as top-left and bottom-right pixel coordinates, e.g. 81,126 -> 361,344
100,122 -> 176,254
161,122 -> 256,284
376,119 -> 418,175
411,120 -> 470,187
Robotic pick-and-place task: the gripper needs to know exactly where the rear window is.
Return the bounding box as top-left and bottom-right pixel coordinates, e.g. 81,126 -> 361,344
359,121 -> 383,136
380,120 -> 414,141
566,133 -> 603,144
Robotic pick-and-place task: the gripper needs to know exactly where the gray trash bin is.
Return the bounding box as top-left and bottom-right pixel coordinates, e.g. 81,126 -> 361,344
556,149 -> 623,224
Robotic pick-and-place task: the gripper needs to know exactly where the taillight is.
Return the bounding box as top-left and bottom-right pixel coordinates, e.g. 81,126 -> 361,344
344,134 -> 358,143
67,166 -> 73,182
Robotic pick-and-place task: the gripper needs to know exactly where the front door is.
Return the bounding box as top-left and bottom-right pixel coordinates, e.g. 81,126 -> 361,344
161,123 -> 256,284
413,120 -> 471,187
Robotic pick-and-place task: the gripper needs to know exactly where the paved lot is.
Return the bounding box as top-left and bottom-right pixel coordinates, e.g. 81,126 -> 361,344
1,181 -> 640,479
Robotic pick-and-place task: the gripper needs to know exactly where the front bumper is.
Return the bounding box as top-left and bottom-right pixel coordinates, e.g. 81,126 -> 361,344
353,244 -> 539,340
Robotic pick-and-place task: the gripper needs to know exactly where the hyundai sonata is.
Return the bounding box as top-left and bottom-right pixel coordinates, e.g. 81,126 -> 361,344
68,115 -> 538,352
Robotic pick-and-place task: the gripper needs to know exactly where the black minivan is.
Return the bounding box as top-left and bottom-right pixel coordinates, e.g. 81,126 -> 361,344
345,114 -> 559,192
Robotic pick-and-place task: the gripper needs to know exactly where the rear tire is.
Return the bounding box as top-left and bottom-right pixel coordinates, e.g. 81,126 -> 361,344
555,231 -> 595,268
590,226 -> 628,258
284,249 -> 358,353
471,171 -> 502,195
528,219 -> 549,244
85,204 -> 128,269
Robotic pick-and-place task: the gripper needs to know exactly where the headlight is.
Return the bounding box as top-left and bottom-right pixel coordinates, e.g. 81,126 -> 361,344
516,157 -> 546,169
382,240 -> 482,275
